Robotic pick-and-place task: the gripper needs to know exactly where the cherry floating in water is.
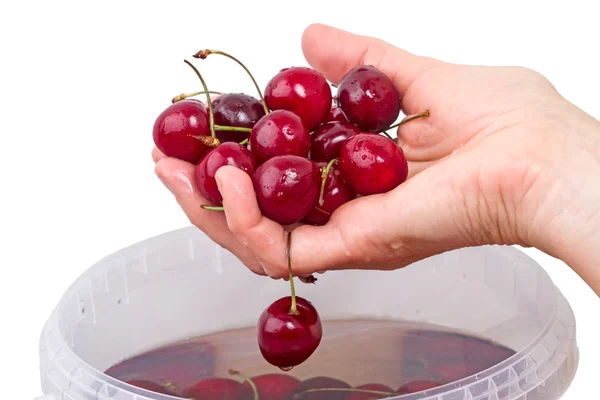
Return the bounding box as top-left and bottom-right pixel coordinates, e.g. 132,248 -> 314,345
294,377 -> 352,400
336,65 -> 401,132
338,134 -> 408,196
152,99 -> 212,164
242,374 -> 301,400
397,380 -> 442,394
257,233 -> 322,369
326,105 -> 348,122
195,142 -> 256,205
252,155 -> 320,225
126,379 -> 178,396
264,67 -> 332,132
182,377 -> 251,400
212,93 -> 266,143
310,121 -> 362,162
345,383 -> 395,400
304,161 -> 355,226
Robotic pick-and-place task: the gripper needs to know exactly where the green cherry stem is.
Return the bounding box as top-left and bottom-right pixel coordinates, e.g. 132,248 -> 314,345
380,109 -> 431,134
380,131 -> 394,140
319,158 -> 338,206
194,49 -> 270,115
201,205 -> 224,211
183,59 -> 217,140
172,90 -> 223,103
287,231 -> 298,315
294,388 -> 396,399
239,138 -> 249,146
228,370 -> 259,400
214,125 -> 252,133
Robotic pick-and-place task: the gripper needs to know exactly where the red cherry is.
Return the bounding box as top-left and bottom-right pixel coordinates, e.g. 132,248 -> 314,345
346,383 -> 395,400
310,121 -> 362,162
338,134 -> 408,196
294,377 -> 352,400
326,105 -> 348,122
252,155 -> 320,225
212,93 -> 266,143
243,374 -> 301,400
152,99 -> 211,164
265,67 -> 332,132
304,162 -> 355,226
126,380 -> 178,396
182,378 -> 251,400
195,142 -> 256,205
257,296 -> 322,370
397,380 -> 442,394
336,66 -> 401,132
250,110 -> 311,165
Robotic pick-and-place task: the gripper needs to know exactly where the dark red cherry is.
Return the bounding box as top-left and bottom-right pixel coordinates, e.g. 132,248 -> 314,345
212,93 -> 266,143
346,383 -> 395,400
338,134 -> 408,196
243,374 -> 301,400
182,378 -> 251,400
294,377 -> 352,400
195,142 -> 256,205
337,65 -> 401,132
310,121 -> 362,162
152,99 -> 211,163
397,380 -> 442,394
126,380 -> 178,396
264,67 -> 332,132
326,105 -> 348,122
304,162 -> 355,226
250,110 -> 311,165
257,296 -> 322,369
252,155 -> 320,225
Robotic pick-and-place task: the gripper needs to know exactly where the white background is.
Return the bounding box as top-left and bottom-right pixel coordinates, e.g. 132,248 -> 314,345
1,1 -> 598,399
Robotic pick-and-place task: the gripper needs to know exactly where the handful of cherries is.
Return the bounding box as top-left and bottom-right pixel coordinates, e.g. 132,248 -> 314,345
152,49 -> 430,373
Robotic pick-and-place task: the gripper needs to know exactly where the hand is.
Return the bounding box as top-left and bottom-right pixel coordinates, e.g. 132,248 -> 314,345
153,24 -> 600,294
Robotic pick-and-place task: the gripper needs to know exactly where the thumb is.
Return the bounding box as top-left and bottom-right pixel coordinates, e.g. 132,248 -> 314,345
301,23 -> 441,94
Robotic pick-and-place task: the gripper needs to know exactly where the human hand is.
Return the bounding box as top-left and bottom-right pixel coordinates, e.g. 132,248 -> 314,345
153,24 -> 600,294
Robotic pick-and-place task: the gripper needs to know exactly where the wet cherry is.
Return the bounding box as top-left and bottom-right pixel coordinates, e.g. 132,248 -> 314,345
326,105 -> 348,122
195,142 -> 256,205
212,93 -> 266,143
338,134 -> 408,196
346,383 -> 395,400
250,110 -> 311,165
294,377 -> 352,400
126,380 -> 178,396
182,378 -> 251,400
252,155 -> 320,225
152,99 -> 211,164
397,380 -> 442,394
265,67 -> 332,132
243,374 -> 301,400
336,65 -> 401,132
310,121 -> 362,162
304,162 -> 355,226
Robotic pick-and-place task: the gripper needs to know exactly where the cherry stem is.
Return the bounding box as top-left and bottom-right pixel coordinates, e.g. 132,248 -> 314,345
194,49 -> 270,115
201,205 -> 224,211
294,388 -> 396,399
287,231 -> 297,315
319,158 -> 338,206
381,109 -> 431,133
214,125 -> 252,133
229,370 -> 259,400
172,90 -> 223,103
380,131 -> 394,140
183,59 -> 216,139
239,138 -> 249,146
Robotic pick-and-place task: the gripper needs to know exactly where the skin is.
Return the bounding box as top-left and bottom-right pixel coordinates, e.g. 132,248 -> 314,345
153,24 -> 600,296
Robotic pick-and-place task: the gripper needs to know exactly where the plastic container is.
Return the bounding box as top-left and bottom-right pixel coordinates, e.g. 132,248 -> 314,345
37,226 -> 578,400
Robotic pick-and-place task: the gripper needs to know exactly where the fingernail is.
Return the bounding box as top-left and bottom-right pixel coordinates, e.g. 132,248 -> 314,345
215,175 -> 224,194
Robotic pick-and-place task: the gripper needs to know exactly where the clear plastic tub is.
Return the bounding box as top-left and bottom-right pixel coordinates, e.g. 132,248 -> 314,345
37,226 -> 578,400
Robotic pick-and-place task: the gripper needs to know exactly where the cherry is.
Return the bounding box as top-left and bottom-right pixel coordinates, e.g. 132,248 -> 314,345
126,379 -> 178,396
326,105 -> 348,122
293,377 -> 352,400
346,384 -> 395,400
242,374 -> 301,400
336,65 -> 401,132
310,121 -> 362,163
195,142 -> 256,205
257,232 -> 322,369
182,377 -> 251,400
397,380 -> 442,394
338,134 -> 408,196
212,93 -> 266,143
264,67 -> 332,132
249,110 -> 311,165
252,155 -> 320,225
152,99 -> 212,164
304,161 -> 355,226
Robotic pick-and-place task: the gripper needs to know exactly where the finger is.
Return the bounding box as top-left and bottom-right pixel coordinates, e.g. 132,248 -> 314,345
215,166 -> 353,277
154,158 -> 266,275
397,115 -> 450,162
301,23 -> 442,95
152,147 -> 167,164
